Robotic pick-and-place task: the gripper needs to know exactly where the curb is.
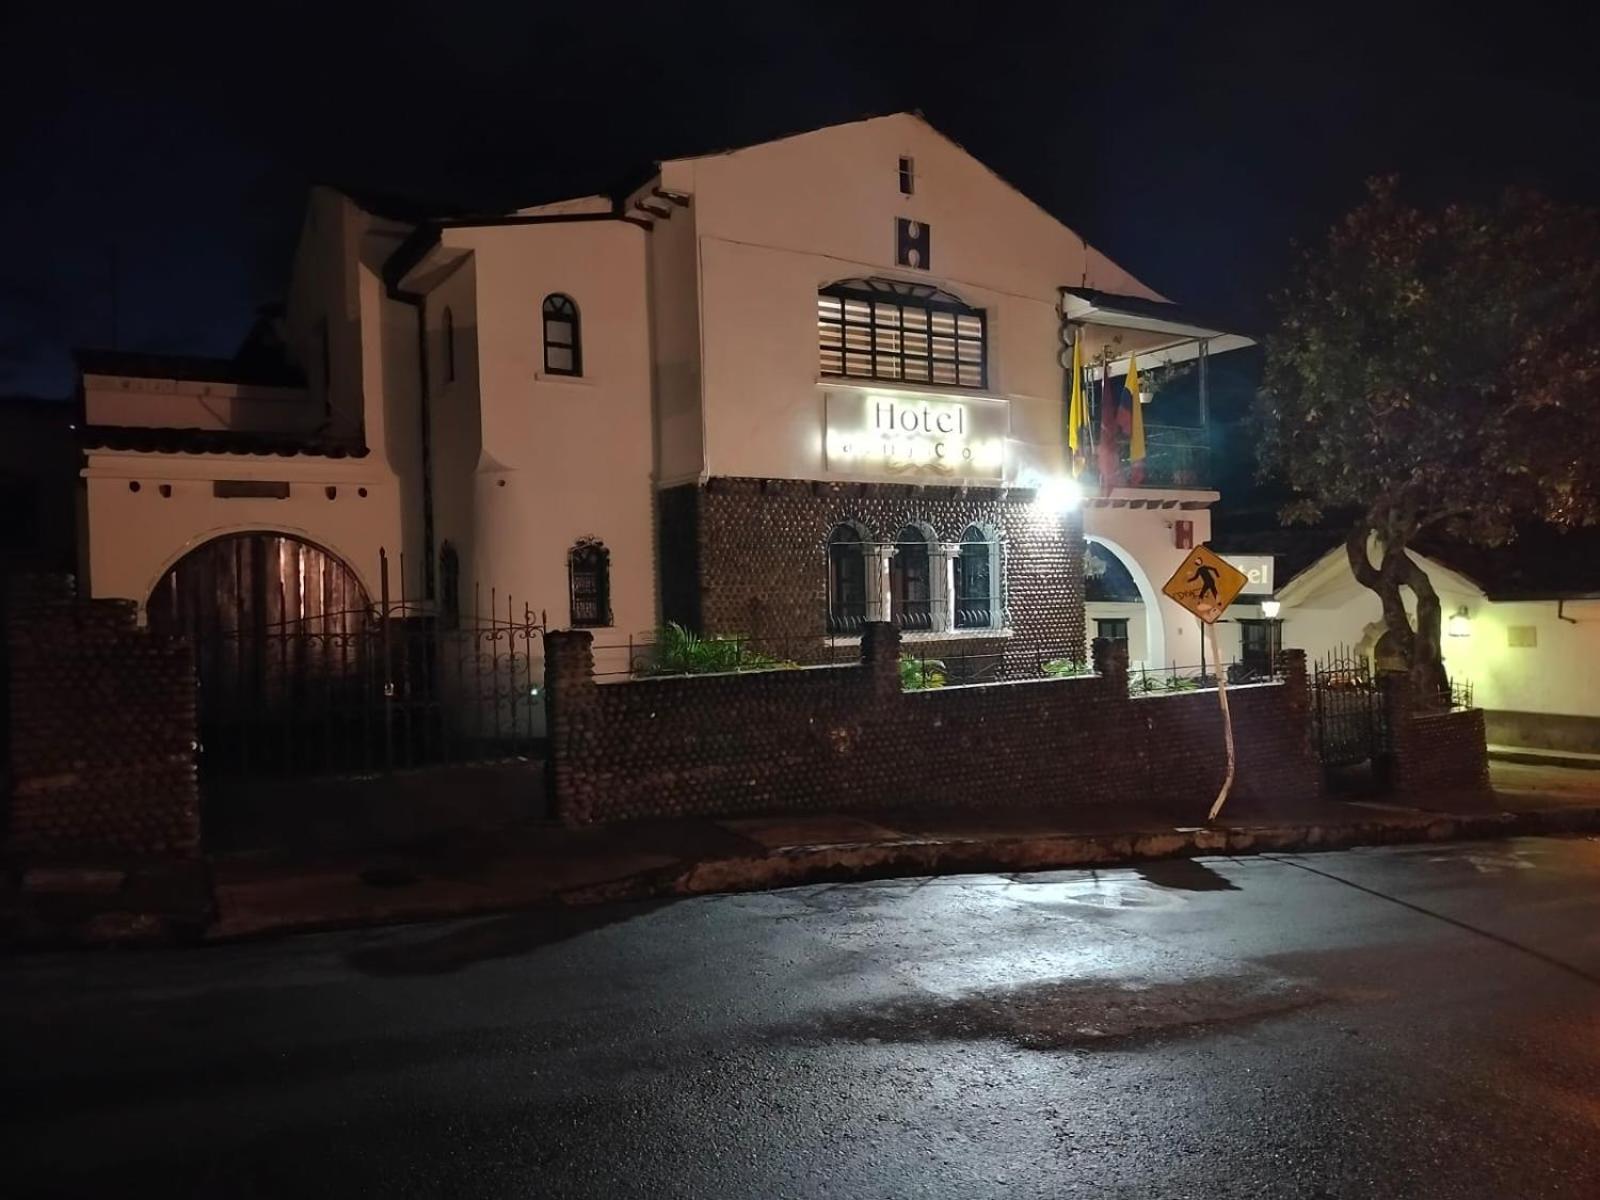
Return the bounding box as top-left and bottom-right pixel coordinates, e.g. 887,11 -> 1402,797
181,803 -> 1600,944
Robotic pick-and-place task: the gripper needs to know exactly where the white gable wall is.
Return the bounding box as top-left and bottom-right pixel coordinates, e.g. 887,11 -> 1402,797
1277,550 -> 1600,720
659,114 -> 1162,486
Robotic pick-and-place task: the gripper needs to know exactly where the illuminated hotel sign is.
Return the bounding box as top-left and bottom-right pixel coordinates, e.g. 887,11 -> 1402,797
825,392 -> 1008,481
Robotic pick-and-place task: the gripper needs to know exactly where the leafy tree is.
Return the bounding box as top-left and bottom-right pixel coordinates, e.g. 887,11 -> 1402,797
1259,178 -> 1600,698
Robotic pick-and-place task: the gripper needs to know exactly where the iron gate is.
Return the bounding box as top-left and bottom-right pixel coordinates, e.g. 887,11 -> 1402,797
154,539 -> 548,781
190,599 -> 546,779
1309,646 -> 1390,770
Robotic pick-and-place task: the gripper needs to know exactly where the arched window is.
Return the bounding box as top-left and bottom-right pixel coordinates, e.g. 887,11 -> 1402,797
889,524 -> 933,631
954,526 -> 996,629
827,524 -> 869,635
542,294 -> 582,377
442,306 -> 456,383
568,538 -> 610,628
817,277 -> 986,388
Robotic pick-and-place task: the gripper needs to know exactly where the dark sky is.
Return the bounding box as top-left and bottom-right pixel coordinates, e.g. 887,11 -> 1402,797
4,1 -> 1598,397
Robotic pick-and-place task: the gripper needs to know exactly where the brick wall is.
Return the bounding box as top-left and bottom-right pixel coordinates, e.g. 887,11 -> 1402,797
660,477 -> 1086,674
4,574 -> 200,859
546,623 -> 1321,826
1385,676 -> 1491,798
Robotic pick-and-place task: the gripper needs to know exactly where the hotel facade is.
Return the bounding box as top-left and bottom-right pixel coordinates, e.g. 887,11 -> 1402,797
78,113 -> 1250,727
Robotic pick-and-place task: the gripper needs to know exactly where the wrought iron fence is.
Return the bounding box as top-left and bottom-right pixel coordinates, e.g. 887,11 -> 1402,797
192,573 -> 546,779
1309,645 -> 1388,767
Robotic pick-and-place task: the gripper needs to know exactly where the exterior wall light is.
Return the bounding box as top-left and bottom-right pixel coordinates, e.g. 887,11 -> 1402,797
1447,606 -> 1472,638
1261,598 -> 1282,619
1034,477 -> 1082,514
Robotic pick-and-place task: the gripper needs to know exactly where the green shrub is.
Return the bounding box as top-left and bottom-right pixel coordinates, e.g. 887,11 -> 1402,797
1042,658 -> 1089,678
899,654 -> 947,690
641,623 -> 794,676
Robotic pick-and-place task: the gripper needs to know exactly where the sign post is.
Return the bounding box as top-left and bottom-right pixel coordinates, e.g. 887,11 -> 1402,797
1160,547 -> 1250,822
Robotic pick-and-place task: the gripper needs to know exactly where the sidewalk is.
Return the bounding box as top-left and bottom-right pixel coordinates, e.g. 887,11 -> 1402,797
206,777 -> 1600,942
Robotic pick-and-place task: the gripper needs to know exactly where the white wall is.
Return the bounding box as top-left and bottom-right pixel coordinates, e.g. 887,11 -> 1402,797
1085,600 -> 1149,668
82,453 -> 400,607
83,375 -> 319,433
661,113 -> 1161,489
1277,552 -> 1600,718
1083,506 -> 1214,671
443,220 -> 656,639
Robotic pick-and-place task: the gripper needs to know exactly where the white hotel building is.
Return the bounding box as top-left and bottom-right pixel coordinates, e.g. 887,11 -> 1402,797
77,113 -> 1251,711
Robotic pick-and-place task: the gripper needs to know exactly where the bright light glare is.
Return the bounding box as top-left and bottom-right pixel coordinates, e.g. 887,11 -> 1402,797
1261,599 -> 1282,619
1034,477 -> 1082,514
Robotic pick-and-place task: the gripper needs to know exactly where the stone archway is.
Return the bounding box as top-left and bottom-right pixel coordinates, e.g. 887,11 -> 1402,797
1084,535 -> 1166,669
146,531 -> 371,639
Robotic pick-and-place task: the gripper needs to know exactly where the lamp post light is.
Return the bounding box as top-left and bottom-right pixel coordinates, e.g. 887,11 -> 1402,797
1447,606 -> 1472,638
1261,598 -> 1282,619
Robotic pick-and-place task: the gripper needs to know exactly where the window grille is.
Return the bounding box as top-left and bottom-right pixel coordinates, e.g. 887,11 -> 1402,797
818,278 -> 986,389
568,539 -> 610,627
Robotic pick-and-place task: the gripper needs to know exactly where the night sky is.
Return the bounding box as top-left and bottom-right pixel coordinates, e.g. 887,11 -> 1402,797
4,2 -> 1597,398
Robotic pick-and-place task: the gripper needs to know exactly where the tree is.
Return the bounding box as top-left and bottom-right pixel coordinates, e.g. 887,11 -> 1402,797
1259,179 -> 1600,700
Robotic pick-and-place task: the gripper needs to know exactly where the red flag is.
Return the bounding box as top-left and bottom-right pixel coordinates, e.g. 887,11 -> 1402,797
1097,367 -> 1121,491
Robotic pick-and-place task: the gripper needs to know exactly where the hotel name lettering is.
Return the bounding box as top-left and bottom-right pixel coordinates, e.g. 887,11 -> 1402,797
825,393 -> 1007,481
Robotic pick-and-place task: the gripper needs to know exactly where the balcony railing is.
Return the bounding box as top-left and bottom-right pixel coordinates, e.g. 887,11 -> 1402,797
1086,423 -> 1211,489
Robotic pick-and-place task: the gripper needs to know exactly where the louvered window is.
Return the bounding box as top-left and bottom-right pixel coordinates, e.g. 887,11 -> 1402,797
818,278 -> 986,389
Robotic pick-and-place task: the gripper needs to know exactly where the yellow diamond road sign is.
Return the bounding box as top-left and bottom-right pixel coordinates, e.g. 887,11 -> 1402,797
1161,546 -> 1249,625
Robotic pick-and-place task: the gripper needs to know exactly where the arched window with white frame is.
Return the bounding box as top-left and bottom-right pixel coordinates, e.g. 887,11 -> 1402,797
542,293 -> 582,376
889,523 -> 934,631
954,525 -> 999,630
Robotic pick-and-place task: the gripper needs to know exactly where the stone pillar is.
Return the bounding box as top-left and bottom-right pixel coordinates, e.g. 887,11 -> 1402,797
1092,635 -> 1129,699
1280,648 -> 1309,715
867,544 -> 897,624
931,543 -> 959,633
543,629 -> 598,826
860,621 -> 902,700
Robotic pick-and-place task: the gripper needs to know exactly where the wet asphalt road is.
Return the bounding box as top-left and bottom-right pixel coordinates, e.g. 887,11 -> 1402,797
6,838 -> 1600,1198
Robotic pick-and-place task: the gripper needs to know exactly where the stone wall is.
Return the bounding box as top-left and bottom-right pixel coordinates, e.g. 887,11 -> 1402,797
1386,677 -> 1492,798
4,574 -> 200,859
546,623 -> 1321,826
659,477 -> 1085,674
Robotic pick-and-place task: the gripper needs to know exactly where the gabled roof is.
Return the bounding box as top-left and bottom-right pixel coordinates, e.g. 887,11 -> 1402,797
1260,522 -> 1600,604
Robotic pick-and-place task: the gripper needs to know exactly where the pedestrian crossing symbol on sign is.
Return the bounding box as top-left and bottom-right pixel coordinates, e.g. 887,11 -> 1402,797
1161,546 -> 1249,624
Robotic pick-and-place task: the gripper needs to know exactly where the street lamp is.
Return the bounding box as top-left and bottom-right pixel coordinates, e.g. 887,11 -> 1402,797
1261,598 -> 1282,619
1447,606 -> 1472,638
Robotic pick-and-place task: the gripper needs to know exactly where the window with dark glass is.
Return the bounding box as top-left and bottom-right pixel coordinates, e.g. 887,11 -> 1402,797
827,524 -> 869,635
568,539 -> 610,628
1237,618 -> 1281,675
889,525 -> 932,631
898,156 -> 915,196
542,294 -> 582,376
953,526 -> 994,629
439,541 -> 460,628
1095,618 -> 1130,645
442,306 -> 456,383
817,278 -> 986,389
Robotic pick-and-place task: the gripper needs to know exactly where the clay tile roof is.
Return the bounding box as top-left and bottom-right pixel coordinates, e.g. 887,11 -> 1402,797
78,425 -> 369,459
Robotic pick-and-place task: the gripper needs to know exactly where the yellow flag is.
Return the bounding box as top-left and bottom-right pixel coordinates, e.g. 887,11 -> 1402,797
1127,355 -> 1147,463
1066,333 -> 1086,476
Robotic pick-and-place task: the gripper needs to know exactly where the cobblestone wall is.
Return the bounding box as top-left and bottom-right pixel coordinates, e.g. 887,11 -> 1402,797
4,574 -> 199,859
659,477 -> 1085,674
547,624 -> 1321,826
1385,677 -> 1491,798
